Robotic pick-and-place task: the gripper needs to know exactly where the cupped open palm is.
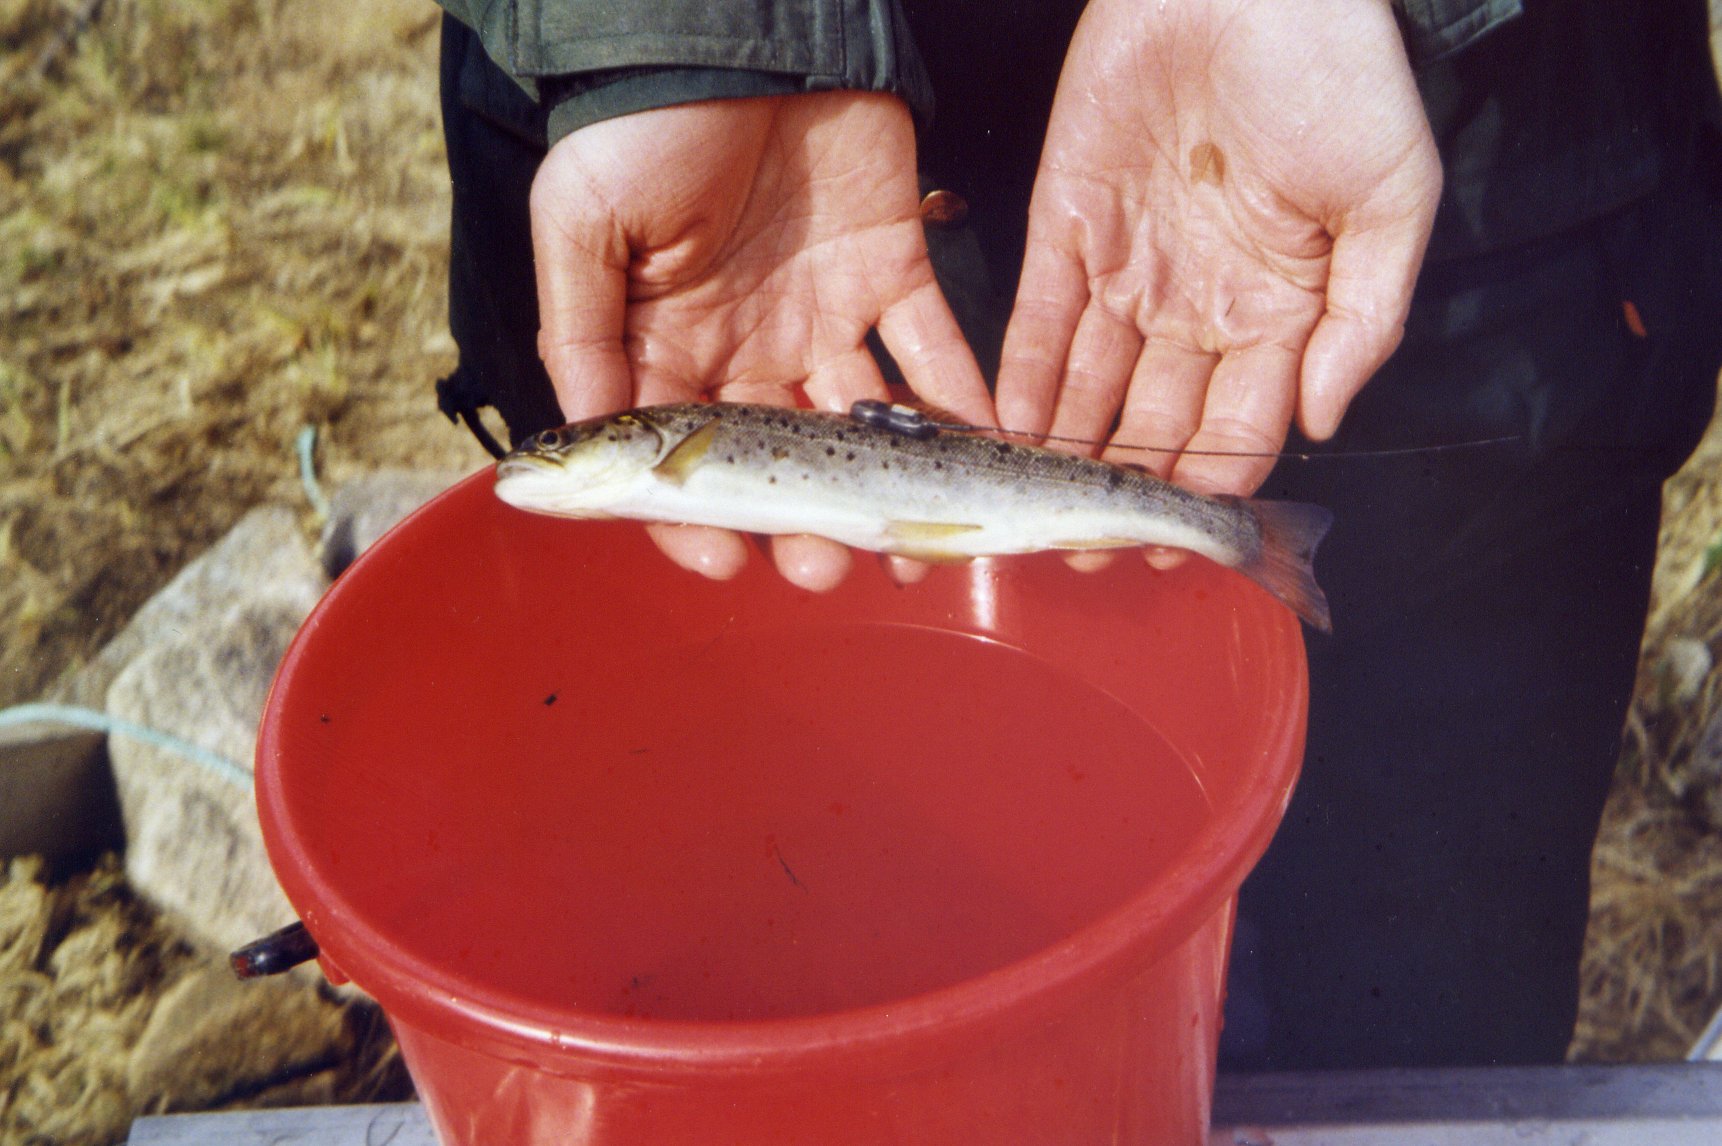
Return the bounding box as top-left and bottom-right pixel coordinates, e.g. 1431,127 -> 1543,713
997,0 -> 1442,496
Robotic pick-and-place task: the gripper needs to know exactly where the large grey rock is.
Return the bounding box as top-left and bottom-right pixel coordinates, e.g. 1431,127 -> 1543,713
320,469 -> 464,577
104,506 -> 329,953
46,473 -> 458,956
0,720 -> 121,862
125,963 -> 349,1112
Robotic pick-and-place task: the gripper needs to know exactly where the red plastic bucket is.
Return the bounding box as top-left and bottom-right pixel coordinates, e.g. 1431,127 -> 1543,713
256,470 -> 1307,1145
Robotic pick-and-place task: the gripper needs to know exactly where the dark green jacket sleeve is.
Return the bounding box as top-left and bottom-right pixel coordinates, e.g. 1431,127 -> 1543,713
1392,0 -> 1522,66
437,0 -> 931,144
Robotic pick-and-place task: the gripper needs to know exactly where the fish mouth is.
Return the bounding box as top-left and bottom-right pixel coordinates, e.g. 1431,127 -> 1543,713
495,453 -> 556,480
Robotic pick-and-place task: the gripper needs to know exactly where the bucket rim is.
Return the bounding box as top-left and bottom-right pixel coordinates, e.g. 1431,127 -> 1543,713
256,472 -> 1307,1080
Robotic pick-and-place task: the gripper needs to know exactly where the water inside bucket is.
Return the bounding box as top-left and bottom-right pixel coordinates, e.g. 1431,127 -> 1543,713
302,621 -> 1210,1023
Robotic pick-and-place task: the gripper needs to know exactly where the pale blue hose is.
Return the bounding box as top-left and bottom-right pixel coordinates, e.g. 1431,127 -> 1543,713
0,424 -> 324,792
0,702 -> 252,789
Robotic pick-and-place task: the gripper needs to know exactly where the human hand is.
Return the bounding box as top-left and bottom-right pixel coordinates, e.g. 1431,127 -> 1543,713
530,92 -> 995,590
996,0 -> 1441,498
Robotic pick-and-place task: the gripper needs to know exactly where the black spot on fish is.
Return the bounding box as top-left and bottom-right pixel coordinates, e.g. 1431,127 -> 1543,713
846,451 -> 856,461
725,454 -> 736,464
768,475 -> 777,484
825,446 -> 836,456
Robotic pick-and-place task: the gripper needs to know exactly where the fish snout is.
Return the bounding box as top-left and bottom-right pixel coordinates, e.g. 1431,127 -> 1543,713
495,452 -> 557,480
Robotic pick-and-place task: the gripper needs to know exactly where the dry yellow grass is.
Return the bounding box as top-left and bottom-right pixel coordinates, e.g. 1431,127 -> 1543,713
0,0 -> 487,710
1572,412 -> 1722,1062
3,0 -> 469,1137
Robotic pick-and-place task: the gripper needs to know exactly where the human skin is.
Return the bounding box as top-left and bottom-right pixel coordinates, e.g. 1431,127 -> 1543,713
996,0 -> 1442,498
528,0 -> 1441,585
529,92 -> 993,590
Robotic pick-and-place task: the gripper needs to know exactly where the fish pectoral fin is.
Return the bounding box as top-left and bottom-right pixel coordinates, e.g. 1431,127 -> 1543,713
883,520 -> 984,563
652,419 -> 721,485
1050,538 -> 1140,550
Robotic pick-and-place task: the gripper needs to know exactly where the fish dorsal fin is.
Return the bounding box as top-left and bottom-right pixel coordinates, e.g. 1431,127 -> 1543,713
652,419 -> 721,486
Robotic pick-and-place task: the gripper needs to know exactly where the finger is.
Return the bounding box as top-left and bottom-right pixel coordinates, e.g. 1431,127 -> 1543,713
629,328 -> 710,407
1297,237 -> 1418,442
801,344 -> 891,415
882,554 -> 931,585
646,523 -> 750,581
529,156 -> 633,421
1170,341 -> 1301,496
1064,550 -> 1118,574
1043,303 -> 1143,456
876,277 -> 996,428
770,534 -> 854,592
710,375 -> 807,408
997,240 -> 1088,440
1104,337 -> 1219,479
1298,220 -> 1426,440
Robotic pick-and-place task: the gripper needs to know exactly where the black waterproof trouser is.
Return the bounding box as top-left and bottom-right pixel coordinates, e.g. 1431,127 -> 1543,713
435,15 -> 1722,1070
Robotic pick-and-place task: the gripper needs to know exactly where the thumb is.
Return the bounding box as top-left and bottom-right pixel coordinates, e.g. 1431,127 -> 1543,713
1299,159 -> 1441,441
529,141 -> 633,421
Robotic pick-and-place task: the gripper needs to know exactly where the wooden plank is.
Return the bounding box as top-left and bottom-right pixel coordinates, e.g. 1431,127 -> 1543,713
1210,1120 -> 1721,1145
126,1103 -> 437,1145
1211,1062 -> 1722,1123
127,1065 -> 1722,1144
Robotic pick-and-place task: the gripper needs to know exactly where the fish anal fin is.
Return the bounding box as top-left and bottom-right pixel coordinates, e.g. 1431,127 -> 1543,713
653,420 -> 721,486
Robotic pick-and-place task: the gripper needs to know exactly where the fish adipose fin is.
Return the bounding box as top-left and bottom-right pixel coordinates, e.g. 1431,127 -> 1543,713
1233,498 -> 1334,633
652,420 -> 721,485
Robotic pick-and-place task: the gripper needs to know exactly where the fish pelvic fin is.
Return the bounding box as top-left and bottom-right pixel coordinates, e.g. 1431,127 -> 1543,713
886,520 -> 983,543
883,520 -> 983,563
1232,498 -> 1334,633
652,419 -> 721,485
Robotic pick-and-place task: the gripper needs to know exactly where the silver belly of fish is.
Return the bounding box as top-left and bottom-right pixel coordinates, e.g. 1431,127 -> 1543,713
494,403 -> 1334,631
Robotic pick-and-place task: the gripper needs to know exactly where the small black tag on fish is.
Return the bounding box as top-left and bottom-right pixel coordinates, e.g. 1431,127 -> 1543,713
849,400 -> 940,441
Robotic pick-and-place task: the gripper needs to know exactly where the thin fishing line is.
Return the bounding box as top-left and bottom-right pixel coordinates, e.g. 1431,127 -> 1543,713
927,419 -> 1521,461
847,400 -> 1521,460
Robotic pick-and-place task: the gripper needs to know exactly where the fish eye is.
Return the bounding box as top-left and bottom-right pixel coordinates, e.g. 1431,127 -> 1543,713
535,428 -> 568,451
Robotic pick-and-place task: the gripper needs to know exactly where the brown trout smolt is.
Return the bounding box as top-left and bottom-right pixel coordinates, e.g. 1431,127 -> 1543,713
494,402 -> 1333,631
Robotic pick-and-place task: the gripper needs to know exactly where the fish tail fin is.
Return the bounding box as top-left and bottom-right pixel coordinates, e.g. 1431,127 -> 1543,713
1234,498 -> 1334,633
